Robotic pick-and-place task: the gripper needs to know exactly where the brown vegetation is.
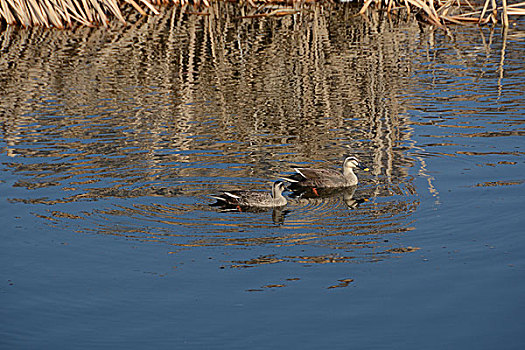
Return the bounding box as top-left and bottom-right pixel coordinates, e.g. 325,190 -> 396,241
360,0 -> 525,27
0,0 -> 523,28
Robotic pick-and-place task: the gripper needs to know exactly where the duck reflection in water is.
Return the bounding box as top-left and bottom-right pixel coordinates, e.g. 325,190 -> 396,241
288,185 -> 368,210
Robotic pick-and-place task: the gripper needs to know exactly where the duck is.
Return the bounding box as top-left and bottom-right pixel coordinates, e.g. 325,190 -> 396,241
284,156 -> 369,192
210,181 -> 287,209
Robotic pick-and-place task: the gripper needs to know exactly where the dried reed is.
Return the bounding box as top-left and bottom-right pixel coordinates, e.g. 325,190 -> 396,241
0,0 -> 157,27
358,0 -> 525,27
0,0 -> 524,28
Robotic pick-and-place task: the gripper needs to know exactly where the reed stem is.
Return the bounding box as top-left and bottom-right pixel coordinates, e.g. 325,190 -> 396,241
0,0 -> 524,27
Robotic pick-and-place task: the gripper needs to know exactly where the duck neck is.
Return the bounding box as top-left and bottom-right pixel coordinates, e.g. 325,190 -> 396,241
273,190 -> 286,205
272,187 -> 280,199
343,167 -> 358,184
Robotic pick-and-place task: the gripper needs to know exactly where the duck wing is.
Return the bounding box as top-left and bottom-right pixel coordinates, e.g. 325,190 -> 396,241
238,191 -> 271,205
291,167 -> 345,187
210,190 -> 243,205
211,190 -> 273,207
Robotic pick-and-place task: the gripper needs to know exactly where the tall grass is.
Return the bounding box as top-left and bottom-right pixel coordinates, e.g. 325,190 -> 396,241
0,0 -> 523,27
359,0 -> 525,27
0,0 -> 159,27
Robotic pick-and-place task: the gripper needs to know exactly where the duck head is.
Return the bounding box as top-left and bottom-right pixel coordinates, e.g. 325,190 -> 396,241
343,156 -> 369,172
271,181 -> 286,198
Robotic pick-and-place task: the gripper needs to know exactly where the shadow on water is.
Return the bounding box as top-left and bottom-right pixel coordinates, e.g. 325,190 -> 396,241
1,4 -> 523,273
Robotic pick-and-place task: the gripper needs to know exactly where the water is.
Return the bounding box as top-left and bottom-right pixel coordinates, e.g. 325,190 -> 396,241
1,4 -> 524,349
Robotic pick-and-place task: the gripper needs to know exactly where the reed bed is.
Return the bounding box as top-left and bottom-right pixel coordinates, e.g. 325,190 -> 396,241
359,0 -> 525,27
0,0 -> 523,28
0,0 -> 160,27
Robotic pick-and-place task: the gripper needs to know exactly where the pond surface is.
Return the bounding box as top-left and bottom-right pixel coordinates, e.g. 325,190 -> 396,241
1,4 -> 524,349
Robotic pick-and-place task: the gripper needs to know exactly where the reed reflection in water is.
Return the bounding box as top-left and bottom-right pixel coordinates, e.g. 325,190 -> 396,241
1,4 -> 425,268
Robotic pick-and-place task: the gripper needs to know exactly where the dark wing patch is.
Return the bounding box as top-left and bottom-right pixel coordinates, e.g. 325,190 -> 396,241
293,167 -> 344,187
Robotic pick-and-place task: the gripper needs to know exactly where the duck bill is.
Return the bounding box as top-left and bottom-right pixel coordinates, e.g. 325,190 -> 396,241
358,163 -> 370,171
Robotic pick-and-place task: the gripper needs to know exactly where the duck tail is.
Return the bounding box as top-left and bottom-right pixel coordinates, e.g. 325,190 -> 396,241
281,176 -> 299,183
222,192 -> 241,199
210,195 -> 227,202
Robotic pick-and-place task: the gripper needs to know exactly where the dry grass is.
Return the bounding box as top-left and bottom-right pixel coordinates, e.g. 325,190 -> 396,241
0,0 -> 523,27
0,0 -> 159,27
359,0 -> 525,27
